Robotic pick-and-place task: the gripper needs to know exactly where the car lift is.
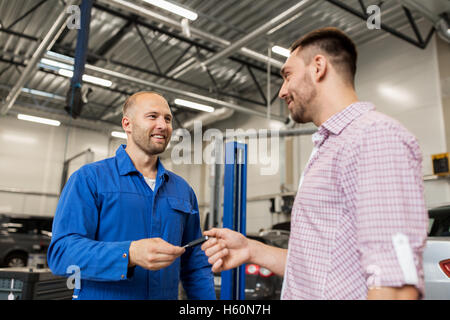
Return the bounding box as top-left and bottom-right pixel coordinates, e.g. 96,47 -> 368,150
220,141 -> 248,300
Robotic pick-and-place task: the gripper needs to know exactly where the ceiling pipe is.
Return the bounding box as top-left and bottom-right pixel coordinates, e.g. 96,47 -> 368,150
96,0 -> 284,68
171,0 -> 316,79
181,107 -> 235,131
435,15 -> 450,43
0,0 -> 79,116
44,53 -> 286,121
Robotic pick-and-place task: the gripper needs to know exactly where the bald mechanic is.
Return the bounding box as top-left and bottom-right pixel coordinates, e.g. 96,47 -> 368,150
202,28 -> 428,300
48,92 -> 215,300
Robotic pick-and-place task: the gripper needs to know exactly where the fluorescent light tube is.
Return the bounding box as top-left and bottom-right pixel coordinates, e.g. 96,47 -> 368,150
58,69 -> 74,77
82,74 -> 113,87
143,0 -> 198,21
17,114 -> 61,126
111,131 -> 127,139
46,51 -> 74,62
271,45 -> 290,58
21,88 -> 65,101
58,69 -> 113,87
174,99 -> 214,113
40,58 -> 73,70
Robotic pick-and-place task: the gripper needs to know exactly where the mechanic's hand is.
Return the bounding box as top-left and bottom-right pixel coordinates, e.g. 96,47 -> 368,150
201,228 -> 251,273
128,238 -> 185,271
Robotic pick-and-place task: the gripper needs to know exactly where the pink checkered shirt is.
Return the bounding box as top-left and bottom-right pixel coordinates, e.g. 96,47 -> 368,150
281,102 -> 428,300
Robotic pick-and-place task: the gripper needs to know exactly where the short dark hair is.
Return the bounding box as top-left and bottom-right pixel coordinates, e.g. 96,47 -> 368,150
290,27 -> 357,87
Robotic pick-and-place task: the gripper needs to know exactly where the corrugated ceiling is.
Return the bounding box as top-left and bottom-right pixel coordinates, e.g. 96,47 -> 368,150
0,0 -> 433,128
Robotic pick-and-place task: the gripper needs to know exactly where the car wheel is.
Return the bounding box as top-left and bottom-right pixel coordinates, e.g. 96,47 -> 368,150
5,253 -> 27,267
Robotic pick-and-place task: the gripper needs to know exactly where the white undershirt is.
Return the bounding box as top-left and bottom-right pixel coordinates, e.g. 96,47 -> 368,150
144,177 -> 156,191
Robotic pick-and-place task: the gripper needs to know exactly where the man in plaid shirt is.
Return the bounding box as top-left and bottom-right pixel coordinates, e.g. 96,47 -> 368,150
201,27 -> 428,300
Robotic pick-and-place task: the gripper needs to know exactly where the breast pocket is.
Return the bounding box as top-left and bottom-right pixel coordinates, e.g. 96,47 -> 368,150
163,197 -> 197,245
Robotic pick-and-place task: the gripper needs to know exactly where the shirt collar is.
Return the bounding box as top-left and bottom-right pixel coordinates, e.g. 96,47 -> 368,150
116,144 -> 169,182
311,102 -> 375,148
322,101 -> 375,135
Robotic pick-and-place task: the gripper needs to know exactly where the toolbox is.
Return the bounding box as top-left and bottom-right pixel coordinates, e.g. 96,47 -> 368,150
0,267 -> 73,300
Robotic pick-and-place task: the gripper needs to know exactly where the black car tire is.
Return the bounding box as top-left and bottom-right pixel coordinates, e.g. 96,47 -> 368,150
5,252 -> 28,267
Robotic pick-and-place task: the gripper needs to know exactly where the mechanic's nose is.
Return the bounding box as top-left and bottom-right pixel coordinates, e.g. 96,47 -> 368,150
156,116 -> 167,130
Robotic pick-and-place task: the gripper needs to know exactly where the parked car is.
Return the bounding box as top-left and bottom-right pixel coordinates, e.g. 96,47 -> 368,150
214,230 -> 289,300
424,205 -> 450,300
0,214 -> 52,267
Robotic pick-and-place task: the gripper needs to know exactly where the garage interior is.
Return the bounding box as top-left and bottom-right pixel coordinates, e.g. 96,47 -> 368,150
0,0 -> 449,300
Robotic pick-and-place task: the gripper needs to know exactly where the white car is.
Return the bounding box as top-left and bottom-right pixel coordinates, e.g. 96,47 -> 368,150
424,205 -> 450,300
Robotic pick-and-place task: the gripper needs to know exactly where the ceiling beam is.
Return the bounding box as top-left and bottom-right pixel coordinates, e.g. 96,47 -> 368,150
95,0 -> 284,68
0,0 -> 79,116
170,0 -> 316,78
92,2 -> 283,79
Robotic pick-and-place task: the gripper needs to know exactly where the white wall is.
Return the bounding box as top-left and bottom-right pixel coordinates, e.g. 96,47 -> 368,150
0,115 -> 121,216
356,34 -> 450,208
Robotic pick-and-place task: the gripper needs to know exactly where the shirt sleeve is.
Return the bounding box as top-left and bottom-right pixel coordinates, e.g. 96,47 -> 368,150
47,167 -> 133,282
351,121 -> 428,297
180,188 -> 216,300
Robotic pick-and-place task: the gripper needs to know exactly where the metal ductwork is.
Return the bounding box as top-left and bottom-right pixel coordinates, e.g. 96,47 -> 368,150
181,107 -> 235,131
95,0 -> 284,68
436,13 -> 450,43
169,0 -> 316,79
400,0 -> 450,43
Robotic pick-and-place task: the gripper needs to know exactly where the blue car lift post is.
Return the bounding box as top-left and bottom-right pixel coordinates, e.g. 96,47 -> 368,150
220,141 -> 248,300
66,0 -> 93,118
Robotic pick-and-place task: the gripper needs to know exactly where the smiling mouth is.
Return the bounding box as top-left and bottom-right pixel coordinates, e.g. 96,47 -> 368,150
151,134 -> 166,141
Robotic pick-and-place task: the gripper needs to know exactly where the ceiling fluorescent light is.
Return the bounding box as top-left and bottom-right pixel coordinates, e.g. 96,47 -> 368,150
58,68 -> 74,78
271,46 -> 290,58
111,131 -> 127,139
58,69 -> 113,87
174,98 -> 214,113
21,88 -> 65,101
40,58 -> 73,70
17,114 -> 61,126
82,74 -> 113,87
46,51 -> 74,62
143,0 -> 198,21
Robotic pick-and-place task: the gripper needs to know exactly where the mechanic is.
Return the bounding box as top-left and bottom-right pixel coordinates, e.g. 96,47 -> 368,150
48,91 -> 215,300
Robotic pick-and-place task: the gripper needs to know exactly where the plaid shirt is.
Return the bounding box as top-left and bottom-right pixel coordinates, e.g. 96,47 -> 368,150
281,102 -> 428,300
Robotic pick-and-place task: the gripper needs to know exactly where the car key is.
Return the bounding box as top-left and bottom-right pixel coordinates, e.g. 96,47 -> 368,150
183,236 -> 210,249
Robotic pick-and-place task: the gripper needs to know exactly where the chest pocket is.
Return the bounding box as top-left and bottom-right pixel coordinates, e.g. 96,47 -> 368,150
164,197 -> 197,245
167,197 -> 197,215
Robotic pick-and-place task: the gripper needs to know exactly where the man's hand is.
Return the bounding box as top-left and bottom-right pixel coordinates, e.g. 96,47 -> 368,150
201,228 -> 251,273
128,238 -> 185,271
367,286 -> 419,300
